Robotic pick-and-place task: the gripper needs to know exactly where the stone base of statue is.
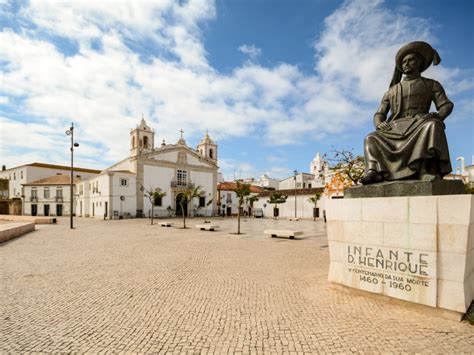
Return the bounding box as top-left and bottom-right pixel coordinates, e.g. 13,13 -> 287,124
345,179 -> 465,198
326,187 -> 473,319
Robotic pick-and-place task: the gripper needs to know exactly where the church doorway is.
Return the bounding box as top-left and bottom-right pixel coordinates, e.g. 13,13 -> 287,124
175,193 -> 187,216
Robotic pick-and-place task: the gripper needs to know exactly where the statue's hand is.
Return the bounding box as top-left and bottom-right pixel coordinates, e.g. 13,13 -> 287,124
426,112 -> 442,120
376,121 -> 391,131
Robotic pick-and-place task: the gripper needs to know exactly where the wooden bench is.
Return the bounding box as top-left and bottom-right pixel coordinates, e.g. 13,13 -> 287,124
196,224 -> 219,231
159,221 -> 173,227
264,229 -> 303,239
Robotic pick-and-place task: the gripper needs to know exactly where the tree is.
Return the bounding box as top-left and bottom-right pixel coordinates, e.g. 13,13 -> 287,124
324,149 -> 365,185
246,194 -> 259,217
144,188 -> 167,225
465,183 -> 474,194
178,185 -> 202,228
267,192 -> 287,218
308,192 -> 322,221
234,181 -> 251,234
201,198 -> 213,223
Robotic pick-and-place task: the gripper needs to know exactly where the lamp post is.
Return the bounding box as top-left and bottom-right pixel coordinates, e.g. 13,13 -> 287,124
293,169 -> 298,218
65,123 -> 79,229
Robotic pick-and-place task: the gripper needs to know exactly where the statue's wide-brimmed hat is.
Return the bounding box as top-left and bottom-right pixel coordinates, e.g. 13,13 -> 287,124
395,41 -> 441,72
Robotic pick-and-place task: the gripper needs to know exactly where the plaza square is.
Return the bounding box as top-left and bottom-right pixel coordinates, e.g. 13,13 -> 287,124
1,218 -> 472,353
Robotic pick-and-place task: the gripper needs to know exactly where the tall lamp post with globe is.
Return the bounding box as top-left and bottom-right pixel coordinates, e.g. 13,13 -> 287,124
65,123 -> 79,229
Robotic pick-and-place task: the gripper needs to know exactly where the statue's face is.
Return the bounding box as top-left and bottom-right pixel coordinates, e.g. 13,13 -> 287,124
402,53 -> 421,75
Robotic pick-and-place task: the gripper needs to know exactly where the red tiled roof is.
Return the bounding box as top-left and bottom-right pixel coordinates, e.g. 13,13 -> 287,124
217,181 -> 263,193
23,175 -> 82,186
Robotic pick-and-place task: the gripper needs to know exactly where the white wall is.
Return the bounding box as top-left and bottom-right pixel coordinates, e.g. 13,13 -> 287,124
278,174 -> 317,190
111,173 -> 136,218
143,165 -> 175,214
152,151 -> 177,162
253,193 -> 328,219
142,164 -> 215,217
87,174 -> 110,218
0,165 -> 99,199
218,190 -> 260,216
23,184 -> 74,216
108,159 -> 135,173
187,154 -> 212,167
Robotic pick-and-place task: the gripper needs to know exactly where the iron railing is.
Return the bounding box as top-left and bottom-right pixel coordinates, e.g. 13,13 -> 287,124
170,181 -> 195,189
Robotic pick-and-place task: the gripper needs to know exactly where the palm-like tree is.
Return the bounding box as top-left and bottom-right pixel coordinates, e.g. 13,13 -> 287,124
267,192 -> 287,218
144,188 -> 167,225
178,185 -> 202,228
234,181 -> 251,234
308,192 -> 322,221
202,198 -> 213,223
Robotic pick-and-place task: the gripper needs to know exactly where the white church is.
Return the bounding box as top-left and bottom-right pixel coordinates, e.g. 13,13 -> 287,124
76,118 -> 219,219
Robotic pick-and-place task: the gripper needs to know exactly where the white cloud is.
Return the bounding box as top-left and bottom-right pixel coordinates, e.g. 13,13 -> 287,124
238,44 -> 261,60
0,0 -> 471,171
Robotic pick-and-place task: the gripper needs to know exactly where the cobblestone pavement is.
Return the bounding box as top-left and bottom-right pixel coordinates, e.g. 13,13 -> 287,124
1,217 -> 473,353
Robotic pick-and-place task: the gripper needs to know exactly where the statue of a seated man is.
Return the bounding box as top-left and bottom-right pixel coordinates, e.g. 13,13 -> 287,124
361,41 -> 454,185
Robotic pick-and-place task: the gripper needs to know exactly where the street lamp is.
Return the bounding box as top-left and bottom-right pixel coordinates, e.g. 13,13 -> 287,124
65,123 -> 79,229
293,169 -> 298,218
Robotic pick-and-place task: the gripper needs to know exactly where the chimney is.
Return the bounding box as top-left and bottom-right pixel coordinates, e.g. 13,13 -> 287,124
1,165 -> 5,171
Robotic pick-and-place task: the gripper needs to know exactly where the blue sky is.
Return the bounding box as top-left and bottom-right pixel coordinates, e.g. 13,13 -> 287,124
0,0 -> 473,180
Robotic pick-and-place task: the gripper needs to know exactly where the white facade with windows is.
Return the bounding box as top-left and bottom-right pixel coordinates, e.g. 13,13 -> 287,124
0,163 -> 100,200
76,117 -> 219,219
278,172 -> 320,190
217,182 -> 262,216
22,175 -> 82,216
76,171 -> 136,219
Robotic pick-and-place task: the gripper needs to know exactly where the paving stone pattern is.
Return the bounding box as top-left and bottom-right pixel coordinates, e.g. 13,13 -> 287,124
1,217 -> 473,353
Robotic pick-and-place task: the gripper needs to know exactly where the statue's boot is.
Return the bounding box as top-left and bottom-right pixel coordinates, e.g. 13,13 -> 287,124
360,170 -> 383,185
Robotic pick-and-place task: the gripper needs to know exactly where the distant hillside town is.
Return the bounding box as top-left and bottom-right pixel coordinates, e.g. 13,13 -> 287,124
1,117 -> 473,219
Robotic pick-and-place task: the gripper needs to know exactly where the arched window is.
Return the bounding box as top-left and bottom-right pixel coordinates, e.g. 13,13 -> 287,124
209,149 -> 214,159
139,139 -> 143,148
143,136 -> 149,148
132,136 -> 136,148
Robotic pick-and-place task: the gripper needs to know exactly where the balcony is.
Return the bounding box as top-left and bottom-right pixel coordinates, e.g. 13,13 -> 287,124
55,196 -> 63,202
170,181 -> 195,189
30,196 -> 38,202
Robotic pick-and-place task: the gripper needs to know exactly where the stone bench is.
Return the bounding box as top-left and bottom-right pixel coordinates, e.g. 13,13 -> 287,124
196,224 -> 219,231
0,215 -> 56,224
288,217 -> 299,221
159,221 -> 173,227
264,229 -> 303,240
0,222 -> 35,243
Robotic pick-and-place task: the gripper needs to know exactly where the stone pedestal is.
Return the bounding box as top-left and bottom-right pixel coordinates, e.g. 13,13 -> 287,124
326,194 -> 474,316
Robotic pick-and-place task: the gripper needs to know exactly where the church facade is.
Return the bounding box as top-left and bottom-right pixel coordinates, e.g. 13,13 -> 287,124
76,118 -> 219,219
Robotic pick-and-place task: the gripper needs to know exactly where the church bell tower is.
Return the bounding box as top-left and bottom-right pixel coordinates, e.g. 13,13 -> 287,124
197,130 -> 218,163
130,116 -> 155,157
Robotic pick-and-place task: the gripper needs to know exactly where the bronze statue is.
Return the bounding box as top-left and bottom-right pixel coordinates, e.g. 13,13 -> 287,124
361,41 -> 454,185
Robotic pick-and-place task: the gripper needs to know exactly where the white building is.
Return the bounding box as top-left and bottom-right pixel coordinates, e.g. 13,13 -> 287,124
23,175 -> 81,216
256,174 -> 279,190
0,163 -> 100,200
253,187 -> 326,220
279,172 -> 319,190
217,181 -> 263,216
76,118 -> 219,219
76,171 -> 137,219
